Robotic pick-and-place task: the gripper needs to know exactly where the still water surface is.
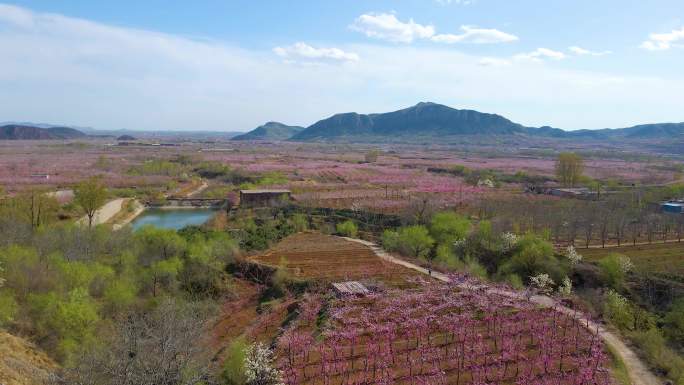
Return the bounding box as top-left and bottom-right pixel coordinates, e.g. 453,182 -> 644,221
130,208 -> 217,230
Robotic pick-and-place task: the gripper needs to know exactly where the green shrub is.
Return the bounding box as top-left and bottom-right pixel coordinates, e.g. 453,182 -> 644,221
498,233 -> 567,284
505,274 -> 524,290
336,220 -> 358,237
603,289 -> 657,332
103,279 -> 138,314
0,290 -> 17,326
238,218 -> 295,251
464,256 -> 488,279
434,243 -> 463,270
664,298 -> 684,347
598,254 -> 627,290
603,289 -> 634,331
631,328 -> 684,383
381,229 -> 400,251
451,164 -> 471,176
222,336 -> 248,385
429,212 -> 470,245
29,288 -> 100,362
289,213 -> 308,232
396,225 -> 435,259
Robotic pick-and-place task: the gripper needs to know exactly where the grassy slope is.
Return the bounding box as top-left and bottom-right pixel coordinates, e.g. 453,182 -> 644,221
0,331 -> 57,385
582,242 -> 684,277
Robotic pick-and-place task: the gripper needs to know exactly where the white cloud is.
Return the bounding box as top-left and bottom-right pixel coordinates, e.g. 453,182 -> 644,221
435,0 -> 476,5
0,3 -> 35,27
640,27 -> 684,51
431,26 -> 518,44
0,4 -> 682,131
569,46 -> 611,56
478,57 -> 511,66
351,13 -> 515,46
350,13 -> 435,43
273,42 -> 359,63
514,47 -> 566,61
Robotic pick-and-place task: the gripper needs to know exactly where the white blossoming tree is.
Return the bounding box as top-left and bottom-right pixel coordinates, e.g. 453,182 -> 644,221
558,276 -> 573,296
500,232 -> 519,253
244,342 -> 284,385
618,256 -> 634,274
530,273 -> 555,295
565,245 -> 583,265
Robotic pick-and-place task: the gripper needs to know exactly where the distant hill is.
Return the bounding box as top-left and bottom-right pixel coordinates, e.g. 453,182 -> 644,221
232,122 -> 305,141
613,123 -> 684,138
289,102 -> 684,142
0,124 -> 86,140
290,102 -> 566,141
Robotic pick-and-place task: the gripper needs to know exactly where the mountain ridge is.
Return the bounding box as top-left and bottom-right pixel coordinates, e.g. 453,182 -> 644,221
0,124 -> 86,140
289,102 -> 683,142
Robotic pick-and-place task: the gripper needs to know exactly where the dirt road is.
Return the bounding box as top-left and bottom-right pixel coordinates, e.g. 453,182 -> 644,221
345,237 -> 661,385
185,180 -> 208,197
112,199 -> 144,230
77,198 -> 125,226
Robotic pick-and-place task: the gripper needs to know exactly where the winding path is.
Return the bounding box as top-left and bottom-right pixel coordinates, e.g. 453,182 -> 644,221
344,237 -> 660,385
185,180 -> 209,197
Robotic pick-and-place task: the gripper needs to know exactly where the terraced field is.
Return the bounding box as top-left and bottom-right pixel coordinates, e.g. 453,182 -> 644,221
250,232 -> 419,286
582,242 -> 684,278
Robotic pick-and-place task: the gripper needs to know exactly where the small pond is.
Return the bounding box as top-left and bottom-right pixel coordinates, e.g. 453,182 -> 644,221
130,208 -> 217,231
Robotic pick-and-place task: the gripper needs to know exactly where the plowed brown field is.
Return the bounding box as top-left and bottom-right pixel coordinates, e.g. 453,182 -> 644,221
251,232 -> 418,286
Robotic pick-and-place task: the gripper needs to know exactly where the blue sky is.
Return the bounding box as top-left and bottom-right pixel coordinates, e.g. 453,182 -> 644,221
0,1 -> 683,131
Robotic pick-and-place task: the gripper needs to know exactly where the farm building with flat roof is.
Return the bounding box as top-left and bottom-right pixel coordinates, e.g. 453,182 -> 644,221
239,189 -> 291,207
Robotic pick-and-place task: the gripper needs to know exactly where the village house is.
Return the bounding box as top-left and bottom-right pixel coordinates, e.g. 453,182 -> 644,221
239,189 -> 291,207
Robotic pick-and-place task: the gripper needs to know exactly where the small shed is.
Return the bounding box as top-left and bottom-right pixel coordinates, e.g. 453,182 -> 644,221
239,189 -> 291,207
332,281 -> 370,296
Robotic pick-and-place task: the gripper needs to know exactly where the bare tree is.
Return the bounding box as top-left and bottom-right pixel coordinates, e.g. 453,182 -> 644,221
580,204 -> 596,248
401,196 -> 438,225
55,299 -> 217,385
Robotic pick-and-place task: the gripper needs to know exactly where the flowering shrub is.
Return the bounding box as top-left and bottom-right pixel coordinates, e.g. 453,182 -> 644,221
565,245 -> 583,265
558,276 -> 573,296
500,232 -> 519,252
530,273 -> 555,295
245,342 -> 284,385
618,255 -> 634,273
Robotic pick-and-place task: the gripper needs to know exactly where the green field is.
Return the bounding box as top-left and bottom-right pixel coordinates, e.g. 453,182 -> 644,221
582,242 -> 684,277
